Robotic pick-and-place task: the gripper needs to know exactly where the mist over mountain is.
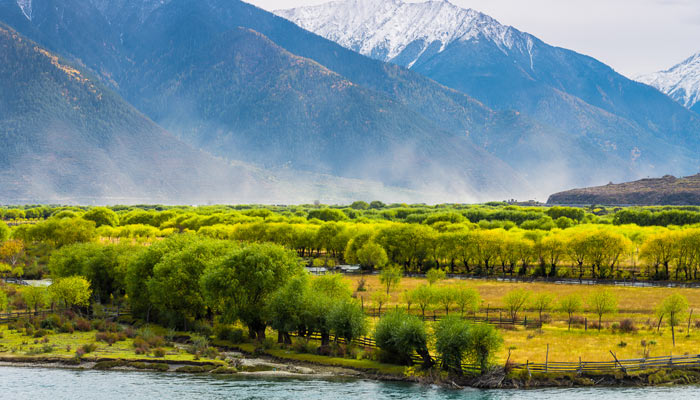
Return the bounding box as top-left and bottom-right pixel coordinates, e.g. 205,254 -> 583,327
0,23 -> 266,204
278,0 -> 700,178
638,52 -> 700,115
1,0 -> 698,204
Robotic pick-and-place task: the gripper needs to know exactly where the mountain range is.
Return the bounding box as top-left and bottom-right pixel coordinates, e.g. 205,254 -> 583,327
278,0 -> 700,176
638,52 -> 700,115
0,0 -> 699,204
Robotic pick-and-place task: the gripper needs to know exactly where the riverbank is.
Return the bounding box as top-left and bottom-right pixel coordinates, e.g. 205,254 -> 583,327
4,351 -> 700,390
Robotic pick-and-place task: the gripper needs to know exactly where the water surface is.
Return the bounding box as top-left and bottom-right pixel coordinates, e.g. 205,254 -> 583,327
1,366 -> 697,399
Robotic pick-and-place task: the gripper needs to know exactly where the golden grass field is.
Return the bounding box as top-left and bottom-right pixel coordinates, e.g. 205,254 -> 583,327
345,274 -> 700,364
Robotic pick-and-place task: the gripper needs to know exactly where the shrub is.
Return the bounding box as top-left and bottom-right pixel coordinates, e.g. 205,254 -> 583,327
214,324 -> 244,343
59,321 -> 75,333
193,321 -> 213,337
292,339 -> 317,354
187,335 -> 209,355
152,348 -> 166,357
434,316 -> 471,376
80,343 -> 98,354
619,319 -> 638,333
40,315 -> 61,330
75,318 -> 91,332
124,326 -> 137,338
91,319 -> 106,332
374,311 -> 432,367
33,329 -> 47,338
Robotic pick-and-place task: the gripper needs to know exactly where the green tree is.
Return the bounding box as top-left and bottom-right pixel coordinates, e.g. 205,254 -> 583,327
270,275 -> 310,344
148,238 -> 231,329
201,243 -> 302,341
328,299 -> 367,343
503,289 -> 530,321
311,273 -> 352,299
467,323 -> 503,374
22,286 -> 47,315
356,242 -> 388,270
371,291 -> 391,316
83,207 -> 119,227
374,311 -> 433,368
25,217 -> 96,248
587,289 -> 618,331
350,201 -> 370,210
434,286 -> 456,316
126,234 -> 200,321
0,289 -> 7,312
0,221 -> 9,242
559,294 -> 582,330
454,286 -> 480,317
530,293 -> 554,325
426,268 -> 446,285
410,285 -> 434,318
50,243 -> 140,303
48,276 -> 92,311
658,293 -> 689,346
379,265 -> 402,294
434,316 -> 471,375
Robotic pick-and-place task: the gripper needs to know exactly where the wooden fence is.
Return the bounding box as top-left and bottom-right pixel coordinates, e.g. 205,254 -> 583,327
510,354 -> 700,374
0,307 -> 128,323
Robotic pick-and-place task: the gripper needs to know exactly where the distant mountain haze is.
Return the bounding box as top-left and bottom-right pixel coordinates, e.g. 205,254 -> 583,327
0,0 -> 699,203
638,52 -> 700,115
278,0 -> 700,177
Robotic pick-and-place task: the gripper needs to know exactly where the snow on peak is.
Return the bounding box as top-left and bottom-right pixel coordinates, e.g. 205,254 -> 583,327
16,0 -> 32,20
275,0 -> 532,67
637,52 -> 700,110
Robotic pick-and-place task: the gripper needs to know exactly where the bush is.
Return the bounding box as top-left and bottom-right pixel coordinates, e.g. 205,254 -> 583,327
80,343 -> 97,354
374,311 -> 431,367
75,318 -> 91,332
434,316 -> 471,375
40,315 -> 61,330
124,326 -> 137,338
214,324 -> 244,343
152,348 -> 166,357
59,322 -> 75,334
292,339 -> 317,354
619,319 -> 638,333
193,321 -> 213,337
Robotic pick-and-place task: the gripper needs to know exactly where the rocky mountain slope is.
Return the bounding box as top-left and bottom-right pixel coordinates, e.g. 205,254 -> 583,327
547,174 -> 700,206
278,0 -> 700,180
0,24 -> 265,204
638,52 -> 700,114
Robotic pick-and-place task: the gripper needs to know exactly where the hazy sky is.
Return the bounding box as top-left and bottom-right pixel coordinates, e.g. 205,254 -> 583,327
246,0 -> 700,77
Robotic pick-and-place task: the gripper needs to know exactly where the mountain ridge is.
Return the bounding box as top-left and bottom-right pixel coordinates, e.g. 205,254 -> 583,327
278,0 -> 700,181
638,52 -> 700,114
548,174 -> 700,206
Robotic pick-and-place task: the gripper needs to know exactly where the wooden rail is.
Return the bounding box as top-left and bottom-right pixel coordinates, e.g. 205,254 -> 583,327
0,308 -> 129,323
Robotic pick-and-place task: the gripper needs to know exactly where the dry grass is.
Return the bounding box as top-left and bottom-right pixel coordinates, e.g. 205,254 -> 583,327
345,274 -> 700,364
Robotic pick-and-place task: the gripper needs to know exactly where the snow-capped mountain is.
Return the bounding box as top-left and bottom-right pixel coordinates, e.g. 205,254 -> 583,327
277,0 -> 700,187
638,52 -> 700,114
16,0 -> 31,20
276,0 -> 534,69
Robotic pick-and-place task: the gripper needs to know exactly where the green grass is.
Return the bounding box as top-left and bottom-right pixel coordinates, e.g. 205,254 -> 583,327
0,325 -> 221,364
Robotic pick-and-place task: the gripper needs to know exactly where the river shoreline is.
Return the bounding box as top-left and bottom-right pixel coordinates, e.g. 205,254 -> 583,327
3,353 -> 700,390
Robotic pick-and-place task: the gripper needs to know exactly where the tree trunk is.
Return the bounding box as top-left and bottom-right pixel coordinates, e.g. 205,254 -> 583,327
672,324 -> 676,346
417,346 -> 434,369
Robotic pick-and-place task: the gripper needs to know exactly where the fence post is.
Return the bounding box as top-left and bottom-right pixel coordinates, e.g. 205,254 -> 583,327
585,317 -> 587,331
578,357 -> 583,376
526,360 -> 531,378
524,316 -> 527,327
545,344 -> 549,373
